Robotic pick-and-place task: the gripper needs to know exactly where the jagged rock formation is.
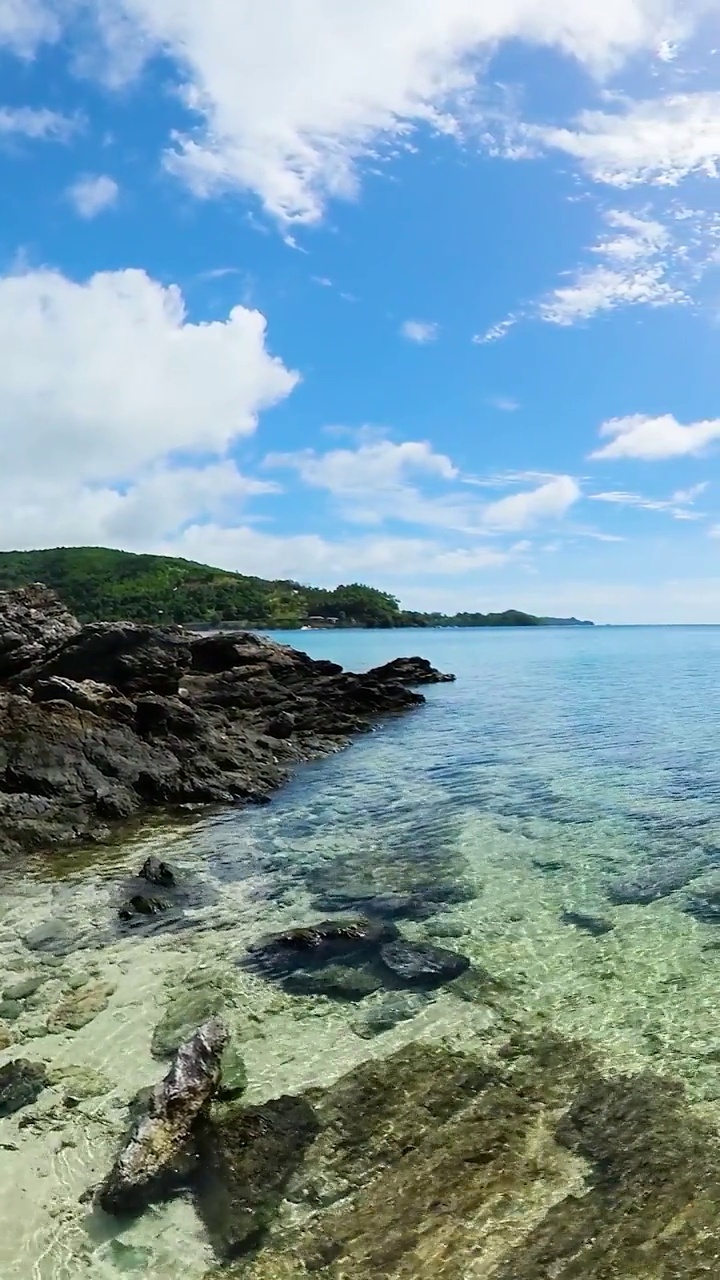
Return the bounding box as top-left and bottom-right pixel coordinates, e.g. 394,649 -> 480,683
0,584 -> 453,854
97,1019 -> 228,1215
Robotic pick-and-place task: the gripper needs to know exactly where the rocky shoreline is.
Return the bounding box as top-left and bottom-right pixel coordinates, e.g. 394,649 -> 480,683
0,584 -> 454,857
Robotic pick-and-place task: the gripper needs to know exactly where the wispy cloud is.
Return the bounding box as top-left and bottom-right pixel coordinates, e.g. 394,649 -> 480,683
0,105 -> 75,141
591,482 -> 708,519
400,319 -> 440,344
487,396 -> 520,412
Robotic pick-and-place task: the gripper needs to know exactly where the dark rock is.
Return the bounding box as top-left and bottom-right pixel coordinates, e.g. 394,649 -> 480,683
0,587 -> 453,855
97,1018 -> 228,1215
560,910 -> 614,937
379,940 -> 470,989
244,919 -> 400,981
139,856 -> 177,888
0,584 -> 80,680
118,895 -> 170,921
0,1058 -> 48,1116
284,965 -> 382,1001
266,711 -> 295,739
365,657 -> 456,685
196,1094 -> 320,1257
607,853 -> 709,905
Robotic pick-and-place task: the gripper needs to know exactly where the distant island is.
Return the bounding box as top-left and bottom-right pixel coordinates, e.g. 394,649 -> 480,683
0,547 -> 593,630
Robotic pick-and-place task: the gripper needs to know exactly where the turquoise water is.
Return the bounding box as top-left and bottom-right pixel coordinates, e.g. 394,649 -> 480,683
5,625 -> 720,1277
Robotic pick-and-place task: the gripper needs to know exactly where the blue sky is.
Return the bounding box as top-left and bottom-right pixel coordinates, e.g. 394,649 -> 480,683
3,3 -> 720,621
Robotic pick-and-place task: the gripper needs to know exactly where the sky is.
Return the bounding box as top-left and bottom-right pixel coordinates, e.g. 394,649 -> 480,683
3,4 -> 720,622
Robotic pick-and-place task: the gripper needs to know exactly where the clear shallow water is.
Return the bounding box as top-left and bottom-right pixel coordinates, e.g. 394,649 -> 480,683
4,626 -> 720,1276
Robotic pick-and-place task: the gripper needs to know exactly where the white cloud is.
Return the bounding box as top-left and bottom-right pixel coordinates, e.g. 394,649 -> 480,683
13,0 -> 708,224
591,413 -> 720,460
473,317 -> 517,344
482,475 -> 581,529
0,266 -> 298,486
156,523 -> 521,583
0,0 -> 59,54
268,439 -> 458,496
0,105 -> 74,139
535,91 -> 720,188
540,208 -> 687,324
590,481 -> 708,517
67,173 -> 119,218
488,396 -> 520,412
400,319 -> 439,343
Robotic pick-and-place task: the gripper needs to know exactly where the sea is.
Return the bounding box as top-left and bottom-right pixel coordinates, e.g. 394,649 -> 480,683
3,624 -> 720,1277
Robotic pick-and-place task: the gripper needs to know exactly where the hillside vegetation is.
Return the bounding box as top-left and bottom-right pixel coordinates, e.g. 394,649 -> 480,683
0,547 -> 590,629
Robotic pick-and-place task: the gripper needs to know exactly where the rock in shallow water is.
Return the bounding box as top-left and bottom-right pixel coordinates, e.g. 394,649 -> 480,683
244,919 -> 399,981
284,964 -> 382,1001
196,1094 -> 320,1258
0,1058 -> 48,1116
351,992 -> 434,1039
98,1018 -> 228,1216
379,940 -> 470,988
47,981 -> 115,1032
560,910 -> 614,937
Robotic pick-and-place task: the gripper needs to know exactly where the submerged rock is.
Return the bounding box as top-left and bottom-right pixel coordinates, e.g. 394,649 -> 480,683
196,1094 -> 320,1258
151,975 -> 228,1059
351,992 -> 434,1039
284,965 -> 382,1002
47,981 -> 115,1032
46,1063 -> 111,1101
206,1035 -> 720,1280
98,1018 -> 228,1216
217,1040 -> 248,1102
244,919 -> 399,981
607,853 -> 708,905
3,975 -> 47,1001
560,910 -> 614,937
0,1058 -> 48,1116
379,940 -> 470,988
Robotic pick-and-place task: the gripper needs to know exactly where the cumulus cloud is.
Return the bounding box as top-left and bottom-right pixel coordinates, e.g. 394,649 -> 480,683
67,173 -> 119,218
0,266 -> 298,486
400,320 -> 439,343
482,475 -> 581,530
3,0 -> 709,223
268,439 -> 458,495
591,413 -> 720,460
0,265 -> 299,553
270,442 -> 580,534
535,91 -> 720,188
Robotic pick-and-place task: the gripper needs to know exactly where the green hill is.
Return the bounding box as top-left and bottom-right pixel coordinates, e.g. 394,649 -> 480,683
0,546 -> 589,629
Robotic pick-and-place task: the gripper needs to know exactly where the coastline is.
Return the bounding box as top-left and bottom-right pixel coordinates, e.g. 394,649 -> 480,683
0,584 -> 454,859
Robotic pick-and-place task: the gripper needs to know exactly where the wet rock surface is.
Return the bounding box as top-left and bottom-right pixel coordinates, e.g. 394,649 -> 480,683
0,586 -> 453,854
243,919 -> 400,983
378,939 -> 470,987
196,1095 -> 320,1258
204,1035 -> 720,1280
0,1058 -> 48,1116
98,1018 -> 228,1215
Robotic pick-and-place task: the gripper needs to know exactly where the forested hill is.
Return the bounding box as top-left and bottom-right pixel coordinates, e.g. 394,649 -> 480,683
0,547 -> 593,629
